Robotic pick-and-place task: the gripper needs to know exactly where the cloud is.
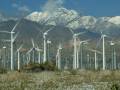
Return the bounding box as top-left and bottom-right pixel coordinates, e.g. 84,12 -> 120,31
12,3 -> 31,17
12,3 -> 18,8
18,5 -> 30,13
42,0 -> 64,14
12,3 -> 30,13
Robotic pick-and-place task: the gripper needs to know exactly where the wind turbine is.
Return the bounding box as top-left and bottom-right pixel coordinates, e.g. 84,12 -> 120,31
109,41 -> 116,70
26,49 -> 32,64
87,53 -> 90,69
17,44 -> 23,71
97,32 -> 109,70
35,45 -> 42,64
31,39 -> 36,63
77,40 -> 89,69
67,28 -> 86,69
2,46 -> 6,68
0,21 -> 20,70
56,43 -> 62,69
88,49 -> 102,70
69,29 -> 85,69
47,40 -> 51,61
26,39 -> 36,64
43,28 -> 54,63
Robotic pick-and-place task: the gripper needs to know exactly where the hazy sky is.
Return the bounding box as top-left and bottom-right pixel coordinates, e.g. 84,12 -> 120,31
0,0 -> 120,17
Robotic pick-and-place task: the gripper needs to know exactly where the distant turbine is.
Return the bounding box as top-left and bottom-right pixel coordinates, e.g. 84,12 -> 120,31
43,28 -> 54,63
56,43 -> 62,69
73,33 -> 81,69
109,41 -> 116,70
35,45 -> 42,64
31,38 -> 35,63
88,49 -> 102,70
69,29 -> 85,69
17,44 -> 23,71
77,40 -> 89,69
26,49 -> 32,64
47,40 -> 51,61
0,21 -> 20,70
97,32 -> 109,70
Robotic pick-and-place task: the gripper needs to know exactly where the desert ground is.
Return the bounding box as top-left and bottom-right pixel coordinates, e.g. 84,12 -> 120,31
0,70 -> 120,90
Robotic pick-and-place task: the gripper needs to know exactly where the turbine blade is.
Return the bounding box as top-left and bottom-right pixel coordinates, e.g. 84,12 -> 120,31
45,26 -> 54,34
11,20 -> 21,32
18,44 -> 23,51
27,48 -> 33,54
31,38 -> 35,47
69,28 -> 74,35
13,32 -> 19,42
1,39 -> 11,42
96,36 -> 102,48
0,31 -> 11,34
75,31 -> 86,36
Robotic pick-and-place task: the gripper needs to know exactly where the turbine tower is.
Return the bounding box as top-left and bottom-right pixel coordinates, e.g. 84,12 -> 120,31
56,43 -> 62,69
97,32 -> 108,70
17,44 -> 23,71
77,40 -> 89,69
109,41 -> 116,70
88,49 -> 102,70
43,28 -> 53,63
102,34 -> 106,70
31,39 -> 35,63
0,21 -> 20,70
35,45 -> 42,64
72,31 -> 85,69
68,28 -> 85,69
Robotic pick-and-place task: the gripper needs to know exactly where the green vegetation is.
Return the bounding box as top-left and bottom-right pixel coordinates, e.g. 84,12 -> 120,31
111,83 -> 120,90
0,68 -> 7,74
23,61 -> 57,72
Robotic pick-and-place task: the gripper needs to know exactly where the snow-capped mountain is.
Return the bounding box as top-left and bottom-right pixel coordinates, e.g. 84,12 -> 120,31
108,16 -> 120,25
26,8 -> 79,26
26,7 -> 120,32
26,8 -> 97,29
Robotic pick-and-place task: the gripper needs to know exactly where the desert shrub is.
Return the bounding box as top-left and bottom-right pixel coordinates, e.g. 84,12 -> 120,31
23,60 -> 57,72
111,83 -> 120,90
0,68 -> 7,74
69,69 -> 77,75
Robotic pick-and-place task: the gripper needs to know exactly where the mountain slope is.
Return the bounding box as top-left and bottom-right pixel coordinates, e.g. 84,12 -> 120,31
25,7 -> 120,38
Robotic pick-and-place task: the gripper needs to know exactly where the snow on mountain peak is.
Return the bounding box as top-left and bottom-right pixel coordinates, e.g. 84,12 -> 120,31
26,7 -> 120,30
26,11 -> 49,22
108,16 -> 120,25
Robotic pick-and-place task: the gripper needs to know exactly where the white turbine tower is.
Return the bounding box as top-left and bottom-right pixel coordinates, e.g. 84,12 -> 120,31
77,40 -> 89,69
47,40 -> 51,61
97,32 -> 108,70
56,43 -> 62,69
31,39 -> 36,63
87,53 -> 90,69
88,49 -> 102,70
0,21 -> 20,70
109,41 -> 116,70
17,44 -> 23,71
68,28 -> 85,69
3,46 -> 6,68
72,32 -> 85,69
102,34 -> 106,70
35,45 -> 42,64
43,28 -> 54,63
